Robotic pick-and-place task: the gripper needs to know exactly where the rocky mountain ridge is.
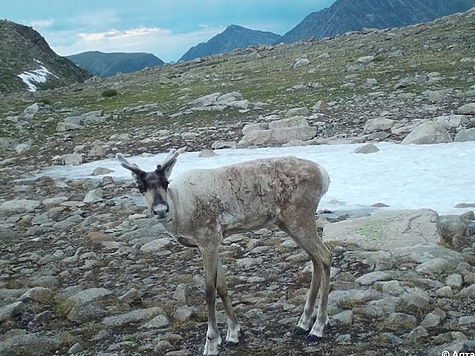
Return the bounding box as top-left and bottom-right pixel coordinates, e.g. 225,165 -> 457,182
67,51 -> 165,78
180,24 -> 282,62
282,0 -> 475,43
0,20 -> 91,93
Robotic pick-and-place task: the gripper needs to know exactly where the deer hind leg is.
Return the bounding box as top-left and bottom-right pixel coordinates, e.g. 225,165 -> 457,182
278,211 -> 332,342
216,258 -> 243,346
200,244 -> 222,356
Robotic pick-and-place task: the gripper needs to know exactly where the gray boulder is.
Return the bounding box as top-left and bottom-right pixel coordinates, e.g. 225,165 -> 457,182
0,301 -> 23,322
364,118 -> 395,133
323,209 -> 442,250
458,103 -> 475,114
242,123 -> 268,135
239,126 -> 316,147
286,107 -> 309,117
402,121 -> 452,144
102,307 -> 163,326
354,144 -> 380,154
455,128 -> 475,142
61,153 -> 83,165
0,199 -> 41,213
435,115 -> 469,129
0,332 -> 60,356
269,117 -> 309,129
439,215 -> 469,242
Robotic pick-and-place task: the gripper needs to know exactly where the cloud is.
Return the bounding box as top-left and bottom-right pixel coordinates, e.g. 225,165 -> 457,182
52,25 -> 224,62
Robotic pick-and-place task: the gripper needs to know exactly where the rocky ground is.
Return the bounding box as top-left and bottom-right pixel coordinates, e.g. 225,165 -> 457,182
1,7 -> 475,356
0,170 -> 474,356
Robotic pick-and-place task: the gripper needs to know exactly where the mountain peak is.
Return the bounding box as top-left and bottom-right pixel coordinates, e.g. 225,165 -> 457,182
67,51 -> 164,78
180,25 -> 281,62
282,0 -> 475,43
0,20 -> 91,93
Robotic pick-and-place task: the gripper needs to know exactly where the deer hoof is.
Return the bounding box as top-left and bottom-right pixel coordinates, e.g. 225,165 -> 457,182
293,327 -> 309,336
306,334 -> 322,343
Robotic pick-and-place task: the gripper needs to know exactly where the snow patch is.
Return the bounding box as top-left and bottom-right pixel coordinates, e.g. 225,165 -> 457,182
17,62 -> 58,92
35,142 -> 475,215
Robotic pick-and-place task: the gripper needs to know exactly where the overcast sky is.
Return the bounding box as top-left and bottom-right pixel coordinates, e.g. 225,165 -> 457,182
2,0 -> 335,62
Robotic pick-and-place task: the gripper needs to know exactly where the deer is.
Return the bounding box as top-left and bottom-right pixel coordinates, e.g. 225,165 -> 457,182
117,149 -> 332,355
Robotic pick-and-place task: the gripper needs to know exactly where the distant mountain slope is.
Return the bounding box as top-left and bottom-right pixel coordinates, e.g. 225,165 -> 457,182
0,20 -> 91,93
67,51 -> 164,78
180,25 -> 282,62
282,0 -> 475,43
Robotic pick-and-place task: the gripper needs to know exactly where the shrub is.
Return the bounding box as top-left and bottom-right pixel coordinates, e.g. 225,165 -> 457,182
40,98 -> 52,105
102,89 -> 118,98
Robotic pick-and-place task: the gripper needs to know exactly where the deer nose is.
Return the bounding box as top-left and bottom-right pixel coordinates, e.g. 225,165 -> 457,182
152,203 -> 169,218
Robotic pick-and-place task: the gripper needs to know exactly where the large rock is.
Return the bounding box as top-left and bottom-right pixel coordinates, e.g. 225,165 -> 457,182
435,115 -> 469,129
323,209 -> 442,250
269,116 -> 309,129
0,199 -> 41,213
0,301 -> 23,322
239,120 -> 316,147
364,118 -> 395,133
61,153 -> 84,165
439,215 -> 469,242
0,332 -> 60,356
354,144 -> 380,154
68,288 -> 112,304
402,121 -> 452,144
56,122 -> 84,132
242,123 -> 269,135
455,128 -> 475,142
458,103 -> 475,114
102,307 -> 163,326
140,238 -> 172,253
391,244 -> 466,269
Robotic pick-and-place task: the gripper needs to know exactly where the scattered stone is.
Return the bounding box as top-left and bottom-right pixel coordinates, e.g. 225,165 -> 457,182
0,199 -> 41,213
408,326 -> 428,340
402,121 -> 452,145
355,271 -> 392,285
140,238 -> 172,253
364,118 -> 394,133
83,189 -> 103,204
18,287 -> 53,303
198,150 -> 218,158
458,103 -> 475,114
61,153 -> 84,165
455,128 -> 475,142
92,167 -> 114,176
292,58 -> 310,68
440,215 -> 469,242
68,288 -> 112,305
458,285 -> 475,298
354,143 -> 380,154
142,314 -> 169,329
323,209 -> 441,250
446,274 -> 463,289
0,332 -> 60,356
420,308 -> 446,329
330,310 -> 353,326
173,306 -> 197,323
0,301 -> 23,322
102,307 -> 163,326
436,286 -> 454,297
416,258 -> 450,275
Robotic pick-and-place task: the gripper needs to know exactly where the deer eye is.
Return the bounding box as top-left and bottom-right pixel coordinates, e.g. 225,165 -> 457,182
137,181 -> 145,193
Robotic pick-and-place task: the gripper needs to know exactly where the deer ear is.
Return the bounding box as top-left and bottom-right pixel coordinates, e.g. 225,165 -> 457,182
160,149 -> 180,179
117,153 -> 145,178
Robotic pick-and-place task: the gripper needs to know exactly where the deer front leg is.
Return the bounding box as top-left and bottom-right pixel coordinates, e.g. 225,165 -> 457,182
216,258 -> 243,346
201,246 -> 222,355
